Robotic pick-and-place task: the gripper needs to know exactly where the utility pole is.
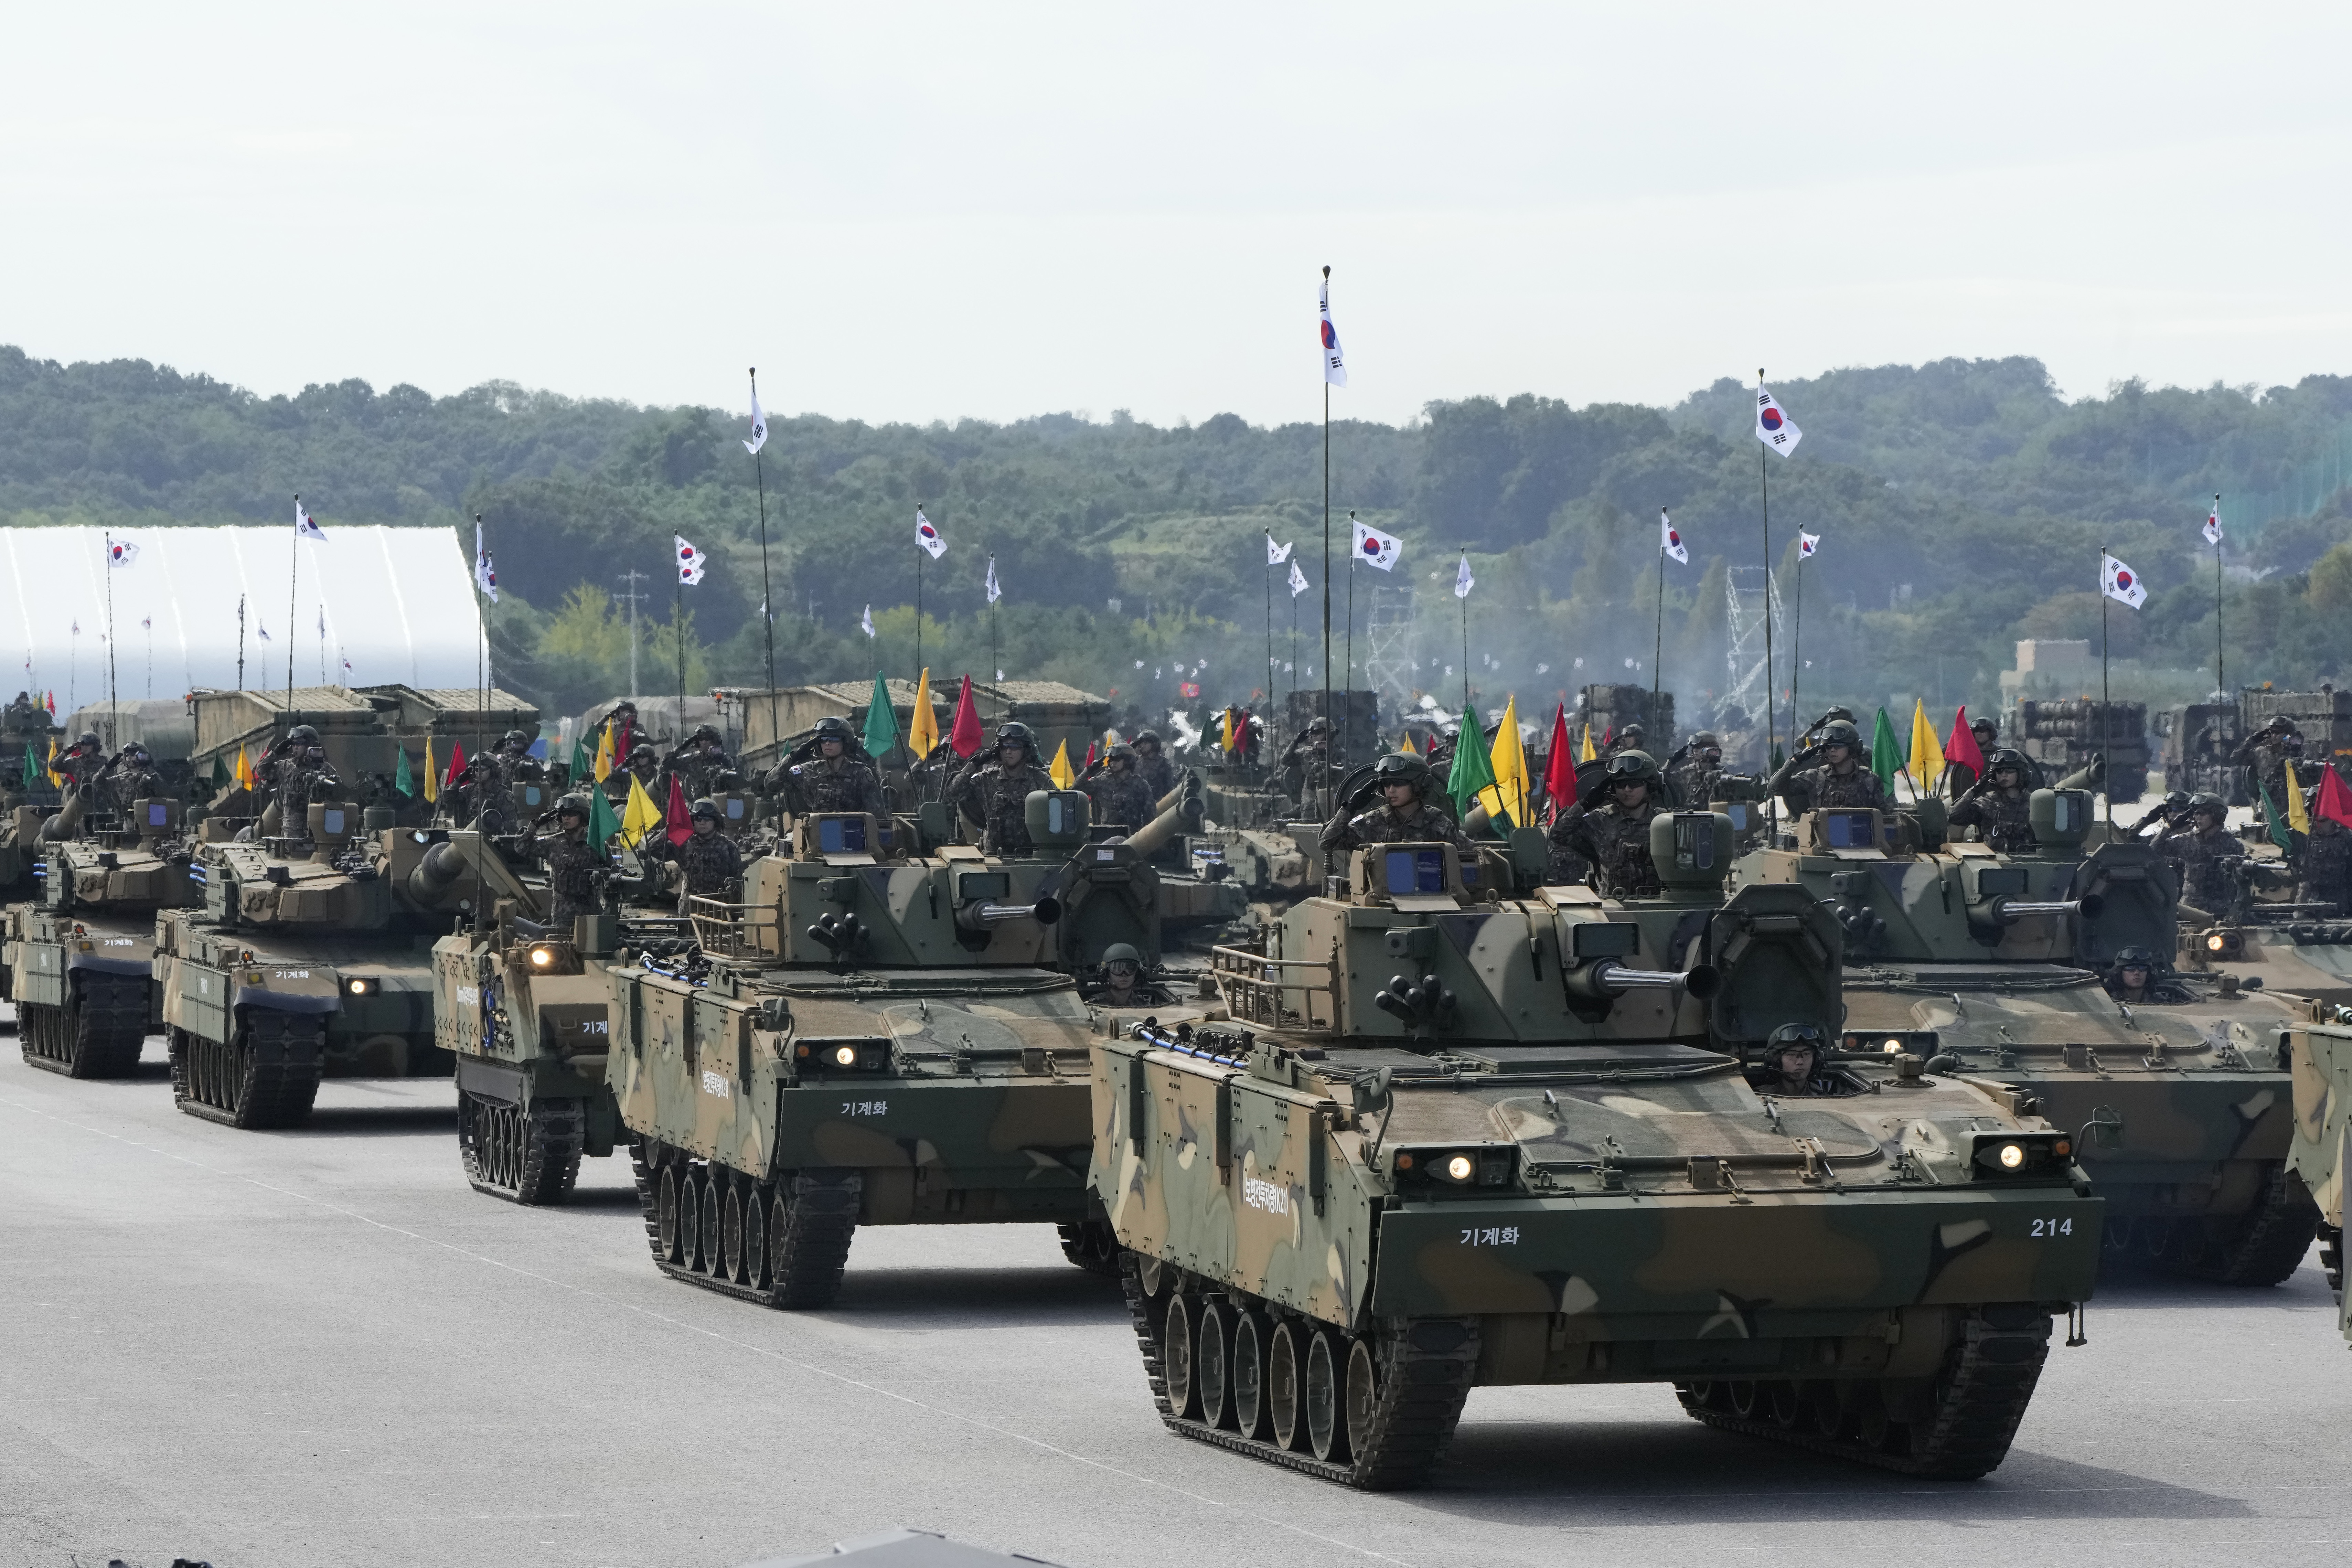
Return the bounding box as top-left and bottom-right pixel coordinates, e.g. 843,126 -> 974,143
615,570 -> 651,700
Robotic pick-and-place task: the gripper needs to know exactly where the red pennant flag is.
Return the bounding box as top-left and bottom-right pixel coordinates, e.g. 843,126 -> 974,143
1542,704 -> 1575,820
1600,724 -> 1614,748
664,774 -> 692,846
950,675 -> 984,758
1083,740 -> 1098,770
2317,764 -> 2352,832
1944,705 -> 1986,778
445,740 -> 467,789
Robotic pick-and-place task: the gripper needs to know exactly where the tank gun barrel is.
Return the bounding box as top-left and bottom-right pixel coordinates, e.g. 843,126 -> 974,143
405,839 -> 471,905
1562,959 -> 1722,1003
954,895 -> 1062,932
1121,791 -> 1204,858
1153,772 -> 1199,818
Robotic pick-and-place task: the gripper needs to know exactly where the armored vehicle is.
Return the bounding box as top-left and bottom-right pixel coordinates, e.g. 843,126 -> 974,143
1739,792 -> 2313,1284
2284,1010 -> 2351,1341
1094,814 -> 2100,1488
154,806 -> 500,1127
607,794 -> 1118,1309
6,796 -> 193,1077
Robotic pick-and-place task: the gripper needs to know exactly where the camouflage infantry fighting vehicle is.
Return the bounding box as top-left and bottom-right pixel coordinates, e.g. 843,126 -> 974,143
1094,814 -> 2100,1488
154,806 -> 497,1128
1739,791 -> 2314,1284
2284,1011 -> 2351,1340
2170,851 -> 2352,1012
5,797 -> 193,1077
607,794 -> 1116,1309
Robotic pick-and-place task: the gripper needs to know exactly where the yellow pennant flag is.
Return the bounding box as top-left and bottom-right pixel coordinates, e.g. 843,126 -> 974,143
1906,699 -> 1945,794
906,669 -> 939,758
592,720 -> 614,782
2287,759 -> 2312,834
233,744 -> 252,790
1578,724 -> 1597,763
1048,739 -> 1075,789
1399,731 -> 1418,755
620,770 -> 664,848
422,736 -> 438,804
1478,695 -> 1529,829
46,737 -> 63,788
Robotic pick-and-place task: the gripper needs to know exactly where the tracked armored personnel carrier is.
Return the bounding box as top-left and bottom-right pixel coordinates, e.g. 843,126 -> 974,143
155,805 -> 499,1128
6,797 -> 193,1077
608,794 -> 1119,1309
2285,1009 -> 2351,1340
1094,814 -> 2100,1488
1739,791 -> 2314,1284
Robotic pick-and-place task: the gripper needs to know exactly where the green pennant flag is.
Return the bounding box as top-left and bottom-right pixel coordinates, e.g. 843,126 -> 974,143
586,778 -> 623,850
1770,742 -> 1785,772
862,671 -> 899,757
21,746 -> 38,792
2260,781 -> 2298,852
209,752 -> 229,790
1446,704 -> 1497,818
567,732 -> 593,786
1870,708 -> 1903,790
393,746 -> 415,799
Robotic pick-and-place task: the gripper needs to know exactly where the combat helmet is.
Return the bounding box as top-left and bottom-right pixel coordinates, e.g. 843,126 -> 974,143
1984,748 -> 2031,783
689,797 -> 723,824
2189,790 -> 2227,818
1102,942 -> 1143,969
500,728 -> 532,752
1603,749 -> 1660,785
688,723 -> 723,747
554,792 -> 593,822
995,721 -> 1037,756
1815,719 -> 1862,750
2111,945 -> 2163,971
812,715 -> 856,745
1106,742 -> 1138,766
1689,730 -> 1722,752
1370,751 -> 1431,791
1132,728 -> 1163,750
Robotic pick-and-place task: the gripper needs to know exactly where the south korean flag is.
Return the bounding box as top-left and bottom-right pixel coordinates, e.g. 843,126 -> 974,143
1349,513 -> 1401,572
2100,552 -> 2147,609
2203,496 -> 2223,547
295,496 -> 327,541
1266,534 -> 1293,565
1798,531 -> 1820,561
915,506 -> 945,559
1287,561 -> 1309,597
1754,379 -> 1802,456
1660,508 -> 1688,564
676,534 -> 707,586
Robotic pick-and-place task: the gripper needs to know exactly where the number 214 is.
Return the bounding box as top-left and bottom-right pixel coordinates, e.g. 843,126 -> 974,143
2030,1217 -> 2073,1237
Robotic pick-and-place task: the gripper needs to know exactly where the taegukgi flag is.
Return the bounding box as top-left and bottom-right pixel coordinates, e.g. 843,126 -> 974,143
1319,276 -> 1346,387
1755,379 -> 1802,456
1660,508 -> 1687,564
985,555 -> 1002,605
2100,552 -> 2147,608
1454,554 -> 1475,599
745,387 -> 768,456
915,506 -> 945,559
860,605 -> 876,639
1798,531 -> 1820,561
107,536 -> 138,567
676,534 -> 707,586
295,496 -> 327,540
2204,495 -> 2223,547
1350,514 -> 1401,571
474,519 -> 498,602
1266,534 -> 1292,565
1287,561 -> 1309,597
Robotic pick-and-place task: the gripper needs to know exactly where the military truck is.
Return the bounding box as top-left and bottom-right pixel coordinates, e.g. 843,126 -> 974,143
1094,814 -> 2100,1487
1738,790 -> 2314,1284
6,795 -> 194,1076
2284,1009 -> 2350,1342
607,793 -> 1125,1308
155,806 -> 501,1128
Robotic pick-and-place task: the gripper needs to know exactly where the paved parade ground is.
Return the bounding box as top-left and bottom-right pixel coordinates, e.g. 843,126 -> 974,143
2,1021 -> 2347,1568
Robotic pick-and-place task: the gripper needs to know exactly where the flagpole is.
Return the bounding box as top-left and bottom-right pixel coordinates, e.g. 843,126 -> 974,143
1756,374 -> 1776,774
287,494 -> 300,711
1345,511 -> 1357,775
1320,267 -> 1333,819
2213,492 -> 2225,702
751,368 -> 779,756
1264,539 -> 1273,726
103,531 -> 119,750
1460,547 -> 1470,713
1652,518 -> 1664,716
2100,541 -> 2112,824
237,596 -> 246,692
675,572 -> 684,726
1789,541 -> 1804,745
915,506 -> 926,706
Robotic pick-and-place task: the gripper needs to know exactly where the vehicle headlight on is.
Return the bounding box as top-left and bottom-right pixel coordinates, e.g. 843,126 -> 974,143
1997,1142 -> 2025,1170
833,1044 -> 858,1067
2207,934 -> 2226,952
1445,1154 -> 1475,1182
529,945 -> 557,969
1970,1132 -> 2067,1177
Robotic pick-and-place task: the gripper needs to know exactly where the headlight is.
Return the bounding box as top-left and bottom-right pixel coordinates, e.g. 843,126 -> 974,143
346,978 -> 372,995
528,945 -> 557,969
1445,1154 -> 1475,1182
2207,934 -> 2226,952
793,1039 -> 891,1073
1997,1142 -> 2025,1170
1391,1144 -> 1517,1189
832,1044 -> 858,1067
1970,1132 -> 2069,1177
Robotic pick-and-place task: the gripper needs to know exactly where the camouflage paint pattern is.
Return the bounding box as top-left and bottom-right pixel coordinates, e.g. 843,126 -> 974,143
432,927 -> 622,1152
2286,1016 -> 2352,1342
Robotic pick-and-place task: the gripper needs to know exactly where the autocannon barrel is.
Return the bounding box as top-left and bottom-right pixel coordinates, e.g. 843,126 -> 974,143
953,895 -> 1062,932
1562,959 -> 1721,1003
1977,893 -> 2105,926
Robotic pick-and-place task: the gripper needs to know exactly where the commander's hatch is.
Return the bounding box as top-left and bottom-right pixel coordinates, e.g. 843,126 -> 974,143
1350,841 -> 1464,913
794,812 -> 881,867
1799,808 -> 1889,862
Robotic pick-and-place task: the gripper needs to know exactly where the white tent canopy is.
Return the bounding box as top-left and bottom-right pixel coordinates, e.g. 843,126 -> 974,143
0,525 -> 489,708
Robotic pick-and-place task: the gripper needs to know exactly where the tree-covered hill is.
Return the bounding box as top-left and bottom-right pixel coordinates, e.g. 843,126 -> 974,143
6,342 -> 2352,726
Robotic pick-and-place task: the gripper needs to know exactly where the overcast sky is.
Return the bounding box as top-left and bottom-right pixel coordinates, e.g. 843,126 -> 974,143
7,4 -> 2350,429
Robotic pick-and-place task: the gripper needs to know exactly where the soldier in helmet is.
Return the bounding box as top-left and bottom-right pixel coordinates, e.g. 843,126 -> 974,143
2155,791 -> 2243,912
1319,751 -> 1469,853
2232,717 -> 2302,821
1750,1022 -> 1837,1097
535,792 -> 606,928
1082,742 -> 1157,831
1129,728 -> 1178,802
100,742 -> 167,820
1603,722 -> 1647,759
1668,730 -> 1728,805
56,729 -> 107,798
947,722 -> 1056,855
606,740 -> 661,804
263,723 -> 339,847
1948,748 -> 2038,853
1083,941 -> 1176,1007
664,722 -> 734,804
2104,946 -> 2193,1005
1943,714 -> 2006,797
2299,794 -> 2351,917
1279,717 -> 1337,808
1549,749 -> 1667,895
654,797 -> 745,907
1768,718 -> 1892,812
775,715 -> 886,817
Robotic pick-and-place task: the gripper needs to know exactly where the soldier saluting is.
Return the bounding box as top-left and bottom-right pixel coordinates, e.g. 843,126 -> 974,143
1081,742 -> 1156,831
1767,718 -> 1891,812
1548,750 -> 1666,895
773,716 -> 886,817
1319,752 -> 1469,853
2155,792 -> 2243,913
947,722 -> 1055,856
1947,748 -> 2037,852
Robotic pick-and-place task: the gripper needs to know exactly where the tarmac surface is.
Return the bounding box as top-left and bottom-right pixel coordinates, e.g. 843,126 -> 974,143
2,1018 -> 2348,1568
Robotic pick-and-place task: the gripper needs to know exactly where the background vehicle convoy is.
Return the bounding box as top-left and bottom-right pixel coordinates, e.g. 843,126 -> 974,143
1740,794 -> 2316,1283
1092,817 -> 2101,1489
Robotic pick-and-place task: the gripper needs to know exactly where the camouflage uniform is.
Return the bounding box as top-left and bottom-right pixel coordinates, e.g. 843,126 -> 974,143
1549,799 -> 1661,896
272,755 -> 337,843
780,755 -> 886,817
948,759 -> 1056,855
1318,800 -> 1468,854
2157,820 -> 2245,909
2299,821 -> 2352,915
537,827 -> 604,926
1084,768 -> 1157,831
667,746 -> 733,807
102,760 -> 168,819
2232,730 -> 2300,817
1669,759 -> 1724,807
1777,761 -> 1892,812
1133,748 -> 1179,803
1947,786 -> 2035,853
662,829 -> 744,897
